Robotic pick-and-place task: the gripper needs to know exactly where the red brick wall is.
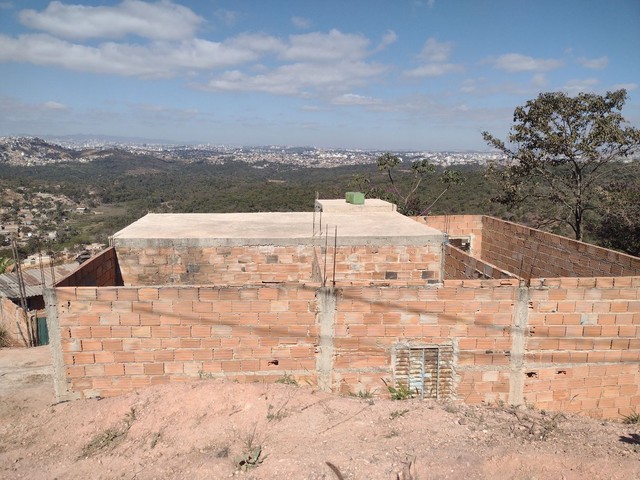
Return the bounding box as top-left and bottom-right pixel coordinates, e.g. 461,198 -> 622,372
415,215 -> 483,256
56,247 -> 122,287
115,244 -> 442,286
444,244 -> 517,281
524,276 -> 640,418
481,216 -> 640,279
50,249 -> 640,419
332,281 -> 518,402
55,285 -> 318,398
0,297 -> 27,347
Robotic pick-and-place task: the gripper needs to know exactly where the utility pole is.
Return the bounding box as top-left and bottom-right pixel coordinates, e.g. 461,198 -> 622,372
11,239 -> 35,347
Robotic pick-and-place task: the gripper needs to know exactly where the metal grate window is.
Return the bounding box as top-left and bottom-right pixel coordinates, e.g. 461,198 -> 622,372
394,345 -> 453,400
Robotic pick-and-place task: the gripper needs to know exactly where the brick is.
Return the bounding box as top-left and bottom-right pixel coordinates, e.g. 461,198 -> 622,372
144,363 -> 164,375
91,326 -> 112,338
124,363 -> 144,375
138,288 -> 159,300
73,352 -> 95,365
94,351 -> 115,363
131,326 -> 151,338
111,326 -> 132,338
105,363 -> 125,376
174,350 -> 194,361
113,351 -> 135,363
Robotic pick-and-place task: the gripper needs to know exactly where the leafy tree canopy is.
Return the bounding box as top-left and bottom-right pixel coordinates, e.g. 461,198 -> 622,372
483,89 -> 640,241
351,153 -> 465,216
595,178 -> 640,256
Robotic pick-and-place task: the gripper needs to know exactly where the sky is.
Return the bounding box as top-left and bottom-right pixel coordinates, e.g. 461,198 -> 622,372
0,0 -> 639,150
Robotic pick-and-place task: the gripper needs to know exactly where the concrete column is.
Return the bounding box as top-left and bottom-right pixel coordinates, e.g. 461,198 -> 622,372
44,287 -> 78,402
508,285 -> 529,406
316,287 -> 337,392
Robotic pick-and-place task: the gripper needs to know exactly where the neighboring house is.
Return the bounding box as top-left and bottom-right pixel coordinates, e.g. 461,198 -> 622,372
0,263 -> 77,346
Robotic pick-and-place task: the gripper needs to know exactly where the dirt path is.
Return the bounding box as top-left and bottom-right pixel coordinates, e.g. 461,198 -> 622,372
0,346 -> 639,479
0,345 -> 54,419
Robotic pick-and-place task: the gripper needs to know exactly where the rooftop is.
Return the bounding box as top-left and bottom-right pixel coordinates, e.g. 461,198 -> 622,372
111,199 -> 445,247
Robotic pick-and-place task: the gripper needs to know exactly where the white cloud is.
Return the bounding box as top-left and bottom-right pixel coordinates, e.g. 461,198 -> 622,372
43,101 -> 68,110
405,63 -> 463,77
0,33 -> 277,77
280,30 -> 371,62
0,96 -> 75,133
413,0 -> 436,7
291,16 -> 311,29
19,0 -> 202,41
405,37 -> 463,77
418,38 -> 452,63
376,30 -> 398,51
331,93 -> 382,106
562,78 -> 599,95
1,21 -> 390,98
577,56 -> 609,69
489,53 -> 563,72
196,29 -> 387,97
201,60 -> 387,96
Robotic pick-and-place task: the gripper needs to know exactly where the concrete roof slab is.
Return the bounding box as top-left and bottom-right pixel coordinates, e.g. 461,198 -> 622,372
111,200 -> 445,248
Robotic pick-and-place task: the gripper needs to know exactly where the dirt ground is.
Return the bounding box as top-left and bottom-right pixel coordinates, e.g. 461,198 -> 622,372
1,346 -> 639,479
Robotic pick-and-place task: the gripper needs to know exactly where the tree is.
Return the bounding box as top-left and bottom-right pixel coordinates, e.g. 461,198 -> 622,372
351,153 -> 464,216
594,178 -> 640,256
482,89 -> 640,241
0,256 -> 13,274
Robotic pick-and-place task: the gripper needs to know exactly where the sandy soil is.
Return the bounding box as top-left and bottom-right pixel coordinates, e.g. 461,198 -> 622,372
1,346 -> 639,479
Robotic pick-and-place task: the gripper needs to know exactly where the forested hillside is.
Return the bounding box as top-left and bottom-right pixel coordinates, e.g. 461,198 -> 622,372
0,149 -> 637,256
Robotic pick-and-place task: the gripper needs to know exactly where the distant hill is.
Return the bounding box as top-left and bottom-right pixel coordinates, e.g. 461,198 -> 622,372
0,137 -> 117,166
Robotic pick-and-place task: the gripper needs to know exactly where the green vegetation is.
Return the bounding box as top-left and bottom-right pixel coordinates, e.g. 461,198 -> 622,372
382,379 -> 414,400
483,89 -> 640,243
351,152 -> 465,215
595,176 -> 640,256
80,407 -> 137,458
349,388 -> 375,400
0,256 -> 13,274
275,372 -> 298,386
622,411 -> 640,424
0,325 -> 9,348
234,424 -> 267,471
389,409 -> 410,420
1,138 -> 638,257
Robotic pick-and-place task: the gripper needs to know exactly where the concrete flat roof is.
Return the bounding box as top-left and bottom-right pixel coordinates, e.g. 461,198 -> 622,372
111,199 -> 445,247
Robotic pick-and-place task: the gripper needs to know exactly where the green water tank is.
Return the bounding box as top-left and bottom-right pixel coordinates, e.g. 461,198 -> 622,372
345,192 -> 365,205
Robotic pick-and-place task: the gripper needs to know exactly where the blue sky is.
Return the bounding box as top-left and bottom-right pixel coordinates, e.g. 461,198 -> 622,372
0,0 -> 638,150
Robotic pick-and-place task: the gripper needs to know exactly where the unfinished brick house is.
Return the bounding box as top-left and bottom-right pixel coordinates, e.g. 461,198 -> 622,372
45,198 -> 640,419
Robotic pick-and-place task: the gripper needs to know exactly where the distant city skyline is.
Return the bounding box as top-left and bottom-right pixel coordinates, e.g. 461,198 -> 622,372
1,0 -> 639,150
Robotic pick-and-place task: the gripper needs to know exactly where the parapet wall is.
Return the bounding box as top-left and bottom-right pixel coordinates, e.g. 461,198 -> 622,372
415,215 -> 483,256
481,216 -> 640,279
114,244 -> 443,286
55,247 -> 123,287
443,244 -> 517,281
48,276 -> 640,419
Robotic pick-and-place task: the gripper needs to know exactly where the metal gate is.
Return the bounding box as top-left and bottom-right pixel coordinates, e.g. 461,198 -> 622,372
395,345 -> 453,400
36,317 -> 49,345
